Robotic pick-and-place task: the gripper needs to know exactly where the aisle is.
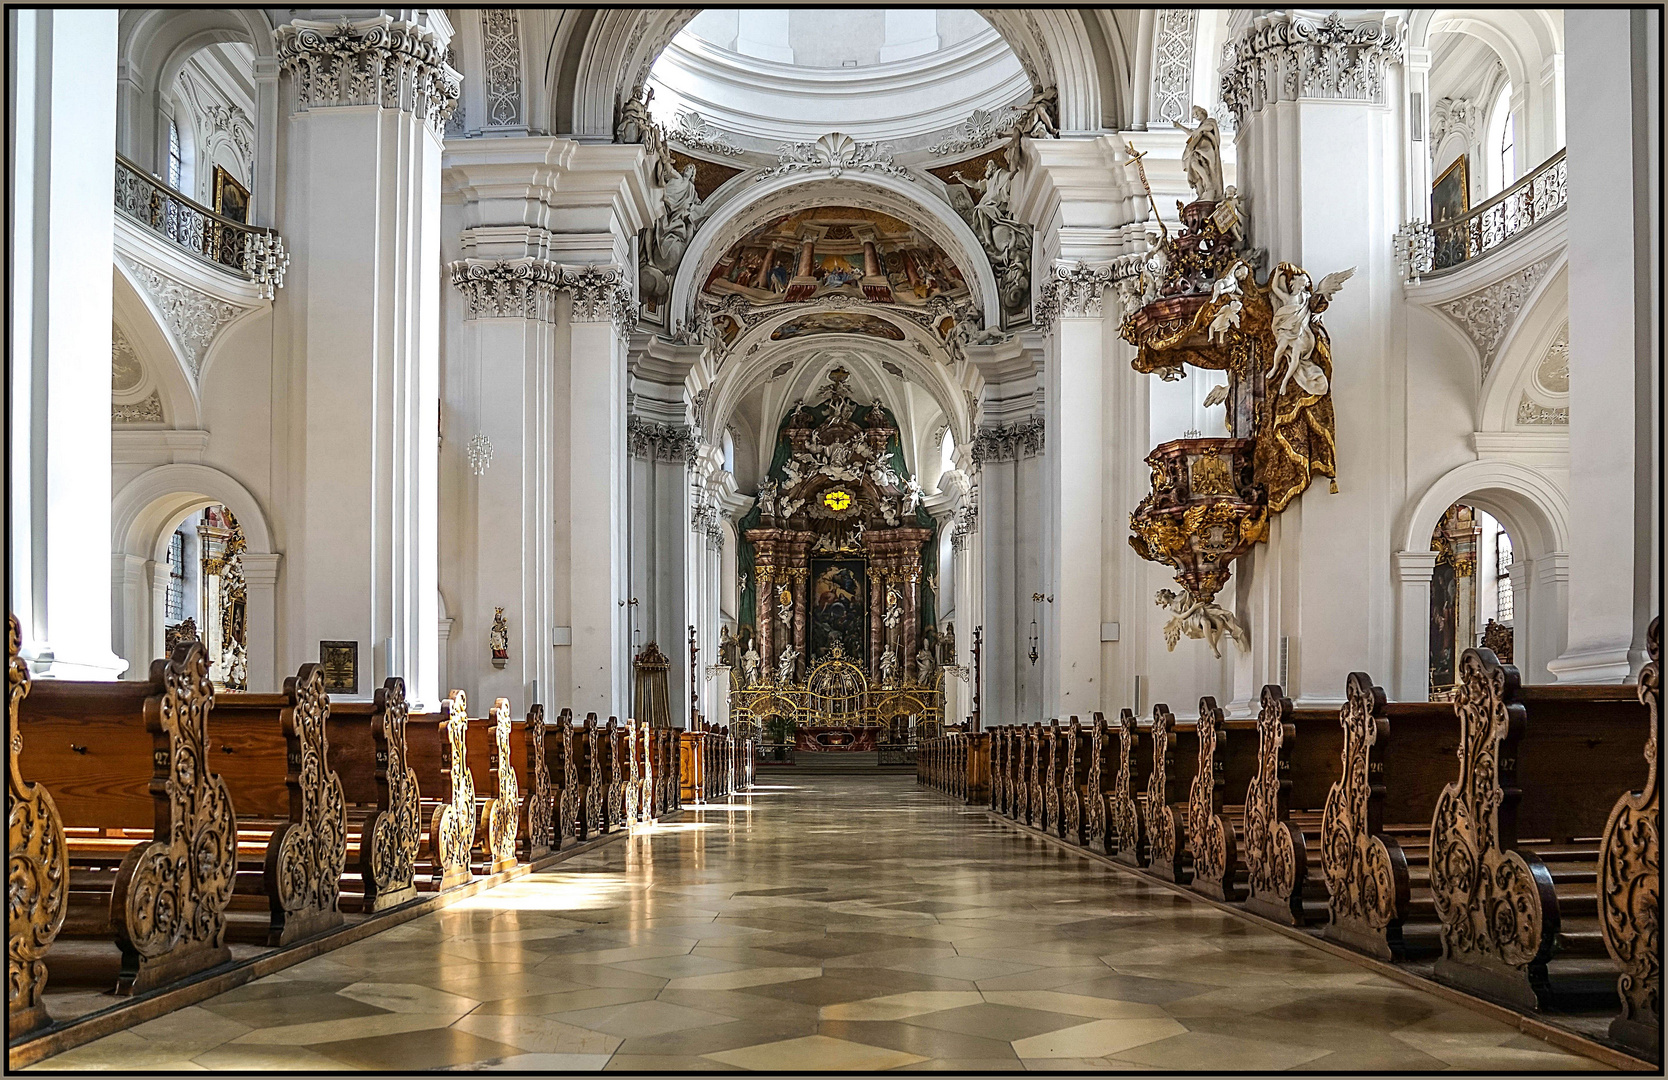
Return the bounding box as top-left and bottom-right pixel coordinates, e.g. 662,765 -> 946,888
33,778 -> 1605,1072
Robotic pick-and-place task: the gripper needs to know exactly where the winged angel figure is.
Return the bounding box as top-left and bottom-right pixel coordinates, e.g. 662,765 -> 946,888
1156,588 -> 1250,660
1267,266 -> 1355,397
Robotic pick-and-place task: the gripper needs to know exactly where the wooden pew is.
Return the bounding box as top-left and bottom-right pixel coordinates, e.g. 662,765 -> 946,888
406,690 -> 475,890
1039,721 -> 1061,835
1238,685 -> 1338,926
465,697 -> 520,874
609,719 -> 629,826
1061,717 -> 1090,845
1083,713 -> 1114,854
1143,704 -> 1201,884
966,732 -> 990,806
1184,697 -> 1260,903
621,717 -> 642,827
208,666 -> 346,946
1020,723 -> 1039,826
1430,648 -> 1649,1012
1109,709 -> 1150,865
17,641 -> 236,995
1597,615 -> 1660,1057
988,728 -> 1005,812
1318,678 -> 1454,961
9,612 -> 70,1034
521,705 -> 555,862
570,713 -> 598,840
327,679 -> 422,912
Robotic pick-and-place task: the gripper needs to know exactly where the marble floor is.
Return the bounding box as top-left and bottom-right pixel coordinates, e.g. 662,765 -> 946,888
33,777 -> 1608,1072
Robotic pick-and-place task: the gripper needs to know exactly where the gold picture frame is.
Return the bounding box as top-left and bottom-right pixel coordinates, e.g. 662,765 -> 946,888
213,165 -> 250,224
1431,155 -> 1470,224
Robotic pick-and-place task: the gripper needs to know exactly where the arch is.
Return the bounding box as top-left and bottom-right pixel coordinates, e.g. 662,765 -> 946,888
1409,9 -> 1564,165
550,9 -> 1127,139
111,464 -> 279,691
671,171 -> 1002,333
1399,458 -> 1568,559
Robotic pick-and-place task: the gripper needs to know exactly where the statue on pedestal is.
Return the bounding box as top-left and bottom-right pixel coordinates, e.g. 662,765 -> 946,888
1179,105 -> 1225,203
879,645 -> 899,685
776,642 -> 800,684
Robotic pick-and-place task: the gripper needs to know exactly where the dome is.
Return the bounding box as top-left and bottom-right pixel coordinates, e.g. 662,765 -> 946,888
645,9 -> 1031,145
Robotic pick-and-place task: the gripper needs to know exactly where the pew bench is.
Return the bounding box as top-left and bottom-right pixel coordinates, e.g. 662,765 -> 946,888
1239,686 -> 1338,926
327,681 -> 422,912
1142,705 -> 1201,884
17,643 -> 237,996
1184,698 -> 1260,902
1430,648 -> 1650,1013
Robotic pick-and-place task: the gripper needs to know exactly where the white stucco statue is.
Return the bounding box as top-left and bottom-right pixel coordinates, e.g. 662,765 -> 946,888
879,645 -> 899,685
1179,106 -> 1225,203
1156,588 -> 1249,659
777,642 -> 800,684
1267,265 -> 1353,397
883,585 -> 902,630
741,645 -> 761,686
915,646 -> 936,686
756,477 -> 778,518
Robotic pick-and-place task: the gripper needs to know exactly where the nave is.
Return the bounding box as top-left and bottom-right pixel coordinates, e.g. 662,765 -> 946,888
30,777 -> 1606,1073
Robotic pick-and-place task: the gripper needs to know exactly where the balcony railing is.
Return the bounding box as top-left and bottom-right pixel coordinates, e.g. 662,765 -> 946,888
1404,149 -> 1567,279
114,154 -> 287,298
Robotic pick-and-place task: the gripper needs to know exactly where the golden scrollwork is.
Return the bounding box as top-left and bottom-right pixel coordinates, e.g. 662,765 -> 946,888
1598,616 -> 1660,1053
1321,673 -> 1403,959
1430,650 -> 1549,1002
1243,685 -> 1304,925
1189,452 -> 1236,497
522,705 -> 553,861
1186,698 -> 1234,900
8,613 -> 67,1034
1110,709 -> 1142,863
268,664 -> 346,944
367,677 -> 419,911
1145,705 -> 1185,880
429,690 -> 475,889
114,641 -> 237,994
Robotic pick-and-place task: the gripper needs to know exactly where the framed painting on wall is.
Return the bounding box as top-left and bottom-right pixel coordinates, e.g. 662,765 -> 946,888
319,640 -> 358,695
1431,155 -> 1470,224
213,166 -> 250,223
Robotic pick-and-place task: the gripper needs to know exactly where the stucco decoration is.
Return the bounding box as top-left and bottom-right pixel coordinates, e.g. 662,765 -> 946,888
1221,11 -> 1401,123
1433,260 -> 1551,379
119,257 -> 249,380
481,10 -> 523,129
113,392 -> 166,425
1150,10 -> 1199,126
275,15 -> 460,136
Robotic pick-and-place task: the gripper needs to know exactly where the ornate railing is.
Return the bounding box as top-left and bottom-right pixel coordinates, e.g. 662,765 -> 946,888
114,154 -> 288,298
1406,150 -> 1567,278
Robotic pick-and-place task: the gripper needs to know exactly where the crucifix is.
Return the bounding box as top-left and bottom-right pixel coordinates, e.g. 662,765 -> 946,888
1123,141 -> 1167,239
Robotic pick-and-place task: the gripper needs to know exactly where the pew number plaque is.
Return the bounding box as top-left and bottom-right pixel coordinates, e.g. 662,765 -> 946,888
319,640 -> 358,694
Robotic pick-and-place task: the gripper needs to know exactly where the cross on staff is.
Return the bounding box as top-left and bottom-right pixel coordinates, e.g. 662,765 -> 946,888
1123,141 -> 1168,240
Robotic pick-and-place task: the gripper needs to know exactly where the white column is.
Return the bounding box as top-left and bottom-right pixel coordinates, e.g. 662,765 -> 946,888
242,552 -> 281,692
1050,288 -> 1107,718
1226,11 -> 1404,706
111,554 -> 150,676
1549,8 -> 1657,682
276,13 -> 451,705
1528,552 -> 1569,685
1391,551 -> 1437,701
8,9 -> 126,678
735,9 -> 793,63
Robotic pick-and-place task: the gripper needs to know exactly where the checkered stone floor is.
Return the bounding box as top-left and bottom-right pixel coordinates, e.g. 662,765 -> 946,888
31,777 -> 1608,1072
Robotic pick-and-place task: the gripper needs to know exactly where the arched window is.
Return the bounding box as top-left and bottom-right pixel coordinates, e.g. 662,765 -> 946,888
1485,83 -> 1515,195
166,117 -> 183,190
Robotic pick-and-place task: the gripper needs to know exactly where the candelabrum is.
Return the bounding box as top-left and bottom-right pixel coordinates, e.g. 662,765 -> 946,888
243,230 -> 290,300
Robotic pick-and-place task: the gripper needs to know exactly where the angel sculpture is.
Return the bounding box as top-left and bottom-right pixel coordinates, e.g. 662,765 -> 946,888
1267,265 -> 1354,397
1207,299 -> 1243,343
901,477 -> 924,514
777,583 -> 794,627
883,586 -> 903,630
1202,382 -> 1233,434
1155,588 -> 1250,660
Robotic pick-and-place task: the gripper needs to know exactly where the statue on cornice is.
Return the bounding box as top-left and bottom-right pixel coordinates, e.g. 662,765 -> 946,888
1179,105 -> 1225,204
616,85 -> 653,145
756,477 -> 778,519
641,161 -> 704,308
879,645 -> 900,685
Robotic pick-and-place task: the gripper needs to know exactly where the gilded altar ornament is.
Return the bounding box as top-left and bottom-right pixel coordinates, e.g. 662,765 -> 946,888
490,607 -> 509,668
8,613 -> 68,1035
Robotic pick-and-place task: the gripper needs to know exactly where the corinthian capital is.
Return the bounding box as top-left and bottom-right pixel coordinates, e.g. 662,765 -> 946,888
449,259 -> 635,336
1220,11 -> 1402,124
1034,259 -> 1140,333
275,15 -> 460,135
554,265 -> 636,338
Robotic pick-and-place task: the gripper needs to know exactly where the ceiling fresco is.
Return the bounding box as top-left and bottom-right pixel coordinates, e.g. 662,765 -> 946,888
703,206 -> 970,309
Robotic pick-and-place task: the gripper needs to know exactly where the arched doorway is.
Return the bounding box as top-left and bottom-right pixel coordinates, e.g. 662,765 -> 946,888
1426,502 -> 1520,699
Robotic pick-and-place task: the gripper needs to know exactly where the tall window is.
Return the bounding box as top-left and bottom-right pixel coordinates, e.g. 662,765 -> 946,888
1495,526 -> 1514,623
167,118 -> 183,190
165,529 -> 186,620
1486,83 -> 1515,195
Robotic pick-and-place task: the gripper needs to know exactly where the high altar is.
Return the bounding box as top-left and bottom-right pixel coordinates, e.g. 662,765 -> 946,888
724,369 -> 948,745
